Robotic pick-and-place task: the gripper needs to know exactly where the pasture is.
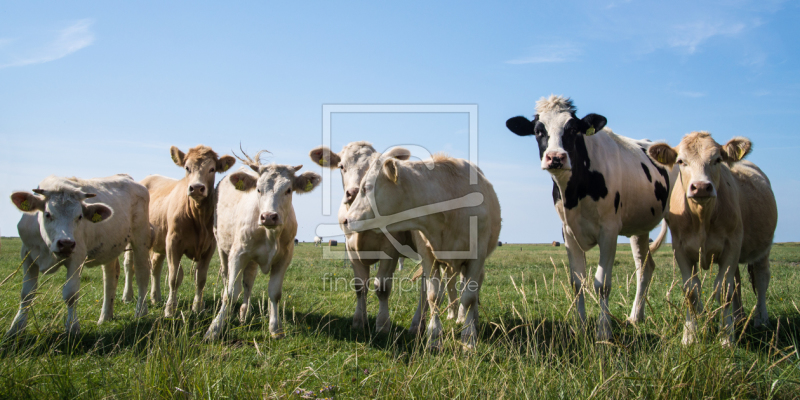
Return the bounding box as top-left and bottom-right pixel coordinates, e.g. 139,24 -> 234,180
0,237 -> 798,399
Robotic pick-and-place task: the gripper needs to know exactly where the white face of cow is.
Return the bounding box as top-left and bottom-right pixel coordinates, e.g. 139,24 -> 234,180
227,165 -> 321,228
341,157 -> 406,233
309,143 -> 410,207
170,145 -> 236,202
649,132 -> 752,204
10,189 -> 113,258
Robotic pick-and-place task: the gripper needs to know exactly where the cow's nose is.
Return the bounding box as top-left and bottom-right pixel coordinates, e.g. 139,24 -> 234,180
688,181 -> 714,198
188,184 -> 206,195
544,152 -> 567,168
260,212 -> 280,226
57,239 -> 76,253
345,188 -> 360,204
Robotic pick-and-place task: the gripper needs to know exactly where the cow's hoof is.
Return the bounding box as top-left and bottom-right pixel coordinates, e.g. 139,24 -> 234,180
408,324 -> 424,336
122,294 -> 134,304
720,338 -> 735,348
135,303 -> 149,318
352,319 -> 366,331
66,324 -> 80,336
270,331 -> 285,339
203,329 -> 221,342
446,310 -> 456,320
192,301 -> 205,314
97,315 -> 111,325
164,305 -> 177,318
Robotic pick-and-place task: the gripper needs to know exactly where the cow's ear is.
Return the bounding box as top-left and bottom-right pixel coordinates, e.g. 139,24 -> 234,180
229,171 -> 257,191
170,146 -> 186,167
582,113 -> 607,136
720,137 -> 752,163
11,192 -> 45,213
506,116 -> 536,136
382,158 -> 399,183
83,203 -> 114,223
384,147 -> 411,160
293,171 -> 322,194
648,143 -> 678,167
216,155 -> 236,173
309,146 -> 341,169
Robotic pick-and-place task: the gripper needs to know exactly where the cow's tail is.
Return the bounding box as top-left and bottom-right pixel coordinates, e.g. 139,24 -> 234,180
649,219 -> 669,254
411,265 -> 424,282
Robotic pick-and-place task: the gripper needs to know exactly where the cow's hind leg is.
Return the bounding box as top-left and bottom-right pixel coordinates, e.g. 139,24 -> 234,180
750,256 -> 771,328
374,256 -> 398,334
443,263 -> 462,322
98,259 -> 121,324
267,256 -> 291,338
122,245 -> 136,303
7,253 -> 39,336
460,258 -> 485,350
628,234 -> 655,324
425,263 -> 445,349
239,261 -> 258,324
150,252 -> 166,305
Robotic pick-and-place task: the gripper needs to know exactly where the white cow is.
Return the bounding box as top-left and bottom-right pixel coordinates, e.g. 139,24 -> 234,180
506,95 -> 675,340
205,151 -> 321,340
343,154 -> 501,349
310,142 -> 461,334
8,175 -> 151,335
314,236 -> 322,247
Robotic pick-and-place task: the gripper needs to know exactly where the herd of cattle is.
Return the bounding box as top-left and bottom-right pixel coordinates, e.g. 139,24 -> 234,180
7,95 -> 777,350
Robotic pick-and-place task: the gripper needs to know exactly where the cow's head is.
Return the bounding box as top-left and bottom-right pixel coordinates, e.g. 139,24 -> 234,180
648,131 -> 751,203
228,151 -> 321,228
341,155 -> 408,234
171,145 -> 236,202
309,142 -> 410,207
11,184 -> 113,258
506,95 -> 606,171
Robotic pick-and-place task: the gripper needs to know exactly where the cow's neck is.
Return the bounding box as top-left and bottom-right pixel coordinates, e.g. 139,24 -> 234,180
184,187 -> 215,223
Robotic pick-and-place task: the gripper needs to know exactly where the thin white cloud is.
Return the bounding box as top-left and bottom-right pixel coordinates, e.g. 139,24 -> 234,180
506,42 -> 582,64
0,19 -> 95,69
668,21 -> 745,53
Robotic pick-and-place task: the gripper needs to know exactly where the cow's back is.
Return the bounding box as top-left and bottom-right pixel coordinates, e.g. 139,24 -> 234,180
731,161 -> 777,263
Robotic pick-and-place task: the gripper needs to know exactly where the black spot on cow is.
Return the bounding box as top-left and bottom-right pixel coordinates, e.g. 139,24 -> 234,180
650,207 -> 655,216
551,181 -> 561,205
641,145 -> 670,211
654,181 -> 668,211
641,163 -> 652,182
563,134 -> 608,209
614,192 -> 620,214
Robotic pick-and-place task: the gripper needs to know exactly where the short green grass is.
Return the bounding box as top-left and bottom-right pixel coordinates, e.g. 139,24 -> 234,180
0,237 -> 798,399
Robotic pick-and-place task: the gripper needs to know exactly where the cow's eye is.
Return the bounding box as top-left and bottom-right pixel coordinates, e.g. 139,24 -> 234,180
210,167 -> 215,172
257,189 -> 261,194
286,188 -> 292,195
78,215 -> 82,221
44,212 -> 51,219
185,167 -> 190,172
677,159 -> 684,165
714,158 -> 722,165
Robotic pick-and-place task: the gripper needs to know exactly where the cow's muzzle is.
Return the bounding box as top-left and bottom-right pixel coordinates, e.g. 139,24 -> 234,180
188,184 -> 207,198
54,239 -> 76,258
544,151 -> 568,170
260,212 -> 282,228
687,181 -> 715,199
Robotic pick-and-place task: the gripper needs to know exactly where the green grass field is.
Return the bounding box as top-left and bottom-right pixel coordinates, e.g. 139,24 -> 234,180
0,237 -> 798,399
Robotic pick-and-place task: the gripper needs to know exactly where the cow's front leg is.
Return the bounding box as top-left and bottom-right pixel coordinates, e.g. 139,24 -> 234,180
715,251 -> 741,347
750,256 -> 771,328
595,230 -> 618,342
675,250 -> 702,345
63,260 -> 83,335
98,259 -> 121,324
239,261 -> 258,324
7,255 -> 39,336
205,249 -> 247,341
351,259 -> 370,331
563,227 -> 587,329
425,264 -> 445,349
192,244 -> 216,313
267,256 -> 291,338
628,234 -> 655,324
164,237 -> 183,318
374,256 -> 398,333
442,264 -> 462,322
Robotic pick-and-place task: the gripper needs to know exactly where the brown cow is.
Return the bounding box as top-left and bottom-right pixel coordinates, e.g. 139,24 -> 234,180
123,145 -> 236,317
648,132 -> 777,346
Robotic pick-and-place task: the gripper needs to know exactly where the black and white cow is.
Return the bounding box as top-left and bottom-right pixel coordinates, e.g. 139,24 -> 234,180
505,95 -> 676,340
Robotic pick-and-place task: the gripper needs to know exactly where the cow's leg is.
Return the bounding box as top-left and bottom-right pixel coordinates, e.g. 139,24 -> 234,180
7,255 -> 39,336
267,256 -> 291,338
425,263 -> 445,349
595,230 -> 618,342
563,228 -> 587,329
460,258 -> 484,350
628,234 -> 655,324
351,259 -> 370,331
63,261 -> 83,335
715,252 -> 741,347
98,259 -> 120,324
205,248 -> 248,341
443,264 -> 461,321
675,250 -> 702,345
239,261 -> 259,324
732,267 -> 745,324
218,248 -> 229,293
192,244 -> 216,313
410,247 -> 436,335
750,257 -> 771,328
122,245 -> 135,303
164,237 -> 183,318
374,256 -> 398,334
150,252 -> 166,305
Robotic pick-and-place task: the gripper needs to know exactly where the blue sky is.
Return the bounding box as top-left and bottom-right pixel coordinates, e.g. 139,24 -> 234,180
1,1 -> 798,243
